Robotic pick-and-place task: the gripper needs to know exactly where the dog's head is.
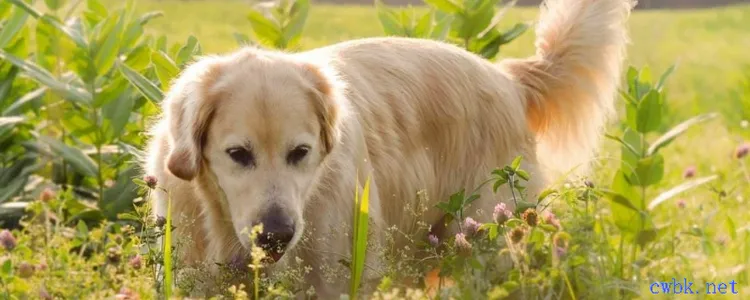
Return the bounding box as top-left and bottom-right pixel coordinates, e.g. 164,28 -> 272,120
161,48 -> 344,262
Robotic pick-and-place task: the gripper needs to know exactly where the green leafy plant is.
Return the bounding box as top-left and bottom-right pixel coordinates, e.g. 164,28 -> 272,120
243,0 -> 310,50
376,0 -> 528,59
0,0 -> 205,226
603,65 -> 718,278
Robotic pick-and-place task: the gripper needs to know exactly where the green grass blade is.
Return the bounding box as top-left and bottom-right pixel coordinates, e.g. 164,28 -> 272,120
350,175 -> 370,298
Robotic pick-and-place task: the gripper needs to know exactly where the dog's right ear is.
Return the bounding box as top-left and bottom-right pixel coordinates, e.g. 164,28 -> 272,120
163,57 -> 225,181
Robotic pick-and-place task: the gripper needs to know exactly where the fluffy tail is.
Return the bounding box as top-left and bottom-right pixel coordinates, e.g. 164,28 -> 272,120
501,0 -> 635,179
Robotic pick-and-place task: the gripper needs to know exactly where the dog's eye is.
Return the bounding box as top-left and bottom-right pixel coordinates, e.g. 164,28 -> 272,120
226,147 -> 255,167
286,145 -> 310,166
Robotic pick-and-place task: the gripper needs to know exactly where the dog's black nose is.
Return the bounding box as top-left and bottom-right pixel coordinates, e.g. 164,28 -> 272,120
256,207 -> 295,262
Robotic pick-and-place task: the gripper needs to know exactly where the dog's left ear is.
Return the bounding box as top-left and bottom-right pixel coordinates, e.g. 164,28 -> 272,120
163,57 -> 225,181
299,63 -> 343,154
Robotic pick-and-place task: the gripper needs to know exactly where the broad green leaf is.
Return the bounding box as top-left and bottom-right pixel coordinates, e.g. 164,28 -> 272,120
605,133 -> 640,158
94,11 -> 125,76
3,87 -> 46,116
94,78 -> 129,107
633,154 -> 664,187
459,0 -> 497,41
121,22 -> 144,51
138,11 -> 164,25
86,0 -> 108,17
36,134 -> 98,177
430,12 -> 453,40
1,258 -> 11,275
482,223 -> 499,240
516,170 -> 530,181
8,0 -> 87,48
609,170 -> 644,235
0,1 -> 11,19
414,10 -> 434,38
0,176 -> 27,203
636,90 -> 662,133
478,23 -> 529,59
376,1 -> 404,36
44,0 -> 64,10
0,5 -> 29,48
156,35 -> 167,52
176,35 -> 199,67
247,10 -> 282,48
123,44 -> 151,70
511,155 -> 522,171
647,175 -> 717,211
282,0 -> 309,46
626,66 -> 638,95
647,112 -> 718,156
599,189 -> 639,212
537,189 -> 556,202
635,227 -> 658,248
619,128 -> 642,180
102,93 -> 134,139
100,166 -> 140,219
0,49 -> 92,104
117,60 -> 164,103
151,50 -> 179,89
655,64 -> 676,91
424,0 -> 461,13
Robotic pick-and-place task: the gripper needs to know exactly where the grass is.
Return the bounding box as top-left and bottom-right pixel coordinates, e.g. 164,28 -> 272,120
2,0 -> 750,298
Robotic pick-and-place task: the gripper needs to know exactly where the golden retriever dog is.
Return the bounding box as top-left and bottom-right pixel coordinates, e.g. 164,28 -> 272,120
143,0 -> 634,297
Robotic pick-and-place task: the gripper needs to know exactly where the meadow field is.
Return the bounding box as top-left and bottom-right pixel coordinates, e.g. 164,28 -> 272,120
1,0 -> 750,298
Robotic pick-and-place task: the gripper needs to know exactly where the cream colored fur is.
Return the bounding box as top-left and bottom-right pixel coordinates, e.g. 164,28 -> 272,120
143,0 -> 634,297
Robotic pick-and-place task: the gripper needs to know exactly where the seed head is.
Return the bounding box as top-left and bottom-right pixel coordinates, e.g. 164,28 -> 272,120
129,255 -> 142,270
510,227 -> 525,244
143,175 -> 158,189
39,188 -> 56,203
493,203 -> 512,225
454,233 -> 472,256
107,247 -> 122,265
522,208 -> 538,227
428,234 -> 439,248
0,230 -> 17,251
736,143 -> 750,159
463,217 -> 480,236
17,261 -> 34,278
682,166 -> 696,179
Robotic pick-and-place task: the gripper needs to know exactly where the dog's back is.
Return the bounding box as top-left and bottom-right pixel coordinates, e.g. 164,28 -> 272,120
297,0 -> 634,232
